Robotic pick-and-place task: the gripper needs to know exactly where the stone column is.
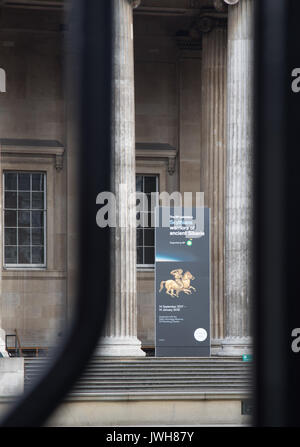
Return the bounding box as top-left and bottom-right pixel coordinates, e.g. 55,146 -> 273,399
97,0 -> 145,356
223,0 -> 253,355
0,176 -> 8,357
200,25 -> 227,347
0,328 -> 8,357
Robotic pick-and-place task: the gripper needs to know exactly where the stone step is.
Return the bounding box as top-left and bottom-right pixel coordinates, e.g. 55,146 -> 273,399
24,357 -> 249,363
25,370 -> 250,379
24,364 -> 250,370
24,361 -> 251,369
25,374 -> 249,384
73,381 -> 250,387
25,370 -> 251,380
23,359 -> 252,371
24,357 -> 252,395
71,384 -> 252,391
24,359 -> 248,364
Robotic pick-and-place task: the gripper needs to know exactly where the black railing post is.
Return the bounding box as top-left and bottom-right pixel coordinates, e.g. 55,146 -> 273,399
255,0 -> 300,426
0,0 -> 112,427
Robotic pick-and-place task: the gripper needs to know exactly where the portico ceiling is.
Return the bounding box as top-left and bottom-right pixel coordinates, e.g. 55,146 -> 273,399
0,0 -> 64,10
0,0 -> 227,16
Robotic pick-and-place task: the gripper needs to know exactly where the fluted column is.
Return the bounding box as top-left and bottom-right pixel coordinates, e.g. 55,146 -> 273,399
0,316 -> 8,357
0,322 -> 7,358
97,0 -> 145,356
200,26 -> 227,345
0,177 -> 8,357
223,0 -> 253,355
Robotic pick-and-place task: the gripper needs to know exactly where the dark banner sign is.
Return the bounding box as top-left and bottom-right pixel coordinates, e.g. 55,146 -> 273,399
155,207 -> 210,357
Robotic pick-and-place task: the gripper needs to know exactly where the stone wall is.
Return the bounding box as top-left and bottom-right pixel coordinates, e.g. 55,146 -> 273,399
0,9 -> 67,348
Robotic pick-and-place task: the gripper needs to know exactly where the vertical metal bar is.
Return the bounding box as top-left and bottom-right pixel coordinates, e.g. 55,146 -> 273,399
254,0 -> 288,426
255,0 -> 300,426
285,0 -> 300,426
0,0 -> 112,426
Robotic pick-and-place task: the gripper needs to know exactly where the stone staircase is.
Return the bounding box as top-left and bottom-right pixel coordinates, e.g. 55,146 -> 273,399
24,357 -> 252,397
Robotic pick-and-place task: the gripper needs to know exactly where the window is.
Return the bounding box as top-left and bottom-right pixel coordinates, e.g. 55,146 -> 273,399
4,171 -> 46,268
136,174 -> 158,267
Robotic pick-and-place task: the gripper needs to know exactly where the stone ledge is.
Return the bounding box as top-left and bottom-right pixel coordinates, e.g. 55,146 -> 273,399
0,390 -> 251,405
63,390 -> 251,402
45,398 -> 251,426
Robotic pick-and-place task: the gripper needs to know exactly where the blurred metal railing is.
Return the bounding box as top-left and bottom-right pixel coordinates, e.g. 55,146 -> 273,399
0,0 -> 112,427
254,0 -> 300,426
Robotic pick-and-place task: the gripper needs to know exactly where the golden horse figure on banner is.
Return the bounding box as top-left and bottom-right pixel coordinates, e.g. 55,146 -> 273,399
159,269 -> 196,297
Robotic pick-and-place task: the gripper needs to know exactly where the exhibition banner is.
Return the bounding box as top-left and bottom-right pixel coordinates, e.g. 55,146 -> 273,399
155,207 -> 210,357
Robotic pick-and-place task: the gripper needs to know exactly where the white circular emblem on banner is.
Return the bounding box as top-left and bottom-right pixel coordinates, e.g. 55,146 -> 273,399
194,328 -> 207,342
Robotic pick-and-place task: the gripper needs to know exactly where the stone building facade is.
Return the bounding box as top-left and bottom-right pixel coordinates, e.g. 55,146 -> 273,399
0,0 -> 253,359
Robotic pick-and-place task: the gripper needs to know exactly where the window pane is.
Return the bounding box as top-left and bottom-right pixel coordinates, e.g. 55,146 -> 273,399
32,228 -> 44,245
32,173 -> 44,191
32,192 -> 44,209
18,228 -> 30,246
145,212 -> 153,227
5,210 -> 17,227
147,193 -> 158,212
137,228 -> 143,246
18,211 -> 30,227
5,229 -> 17,245
5,192 -> 17,209
137,247 -> 143,264
5,173 -> 17,191
32,211 -> 44,227
144,228 -> 154,246
136,193 -> 147,209
150,212 -> 156,227
144,247 -> 154,265
19,192 -> 30,209
5,246 -> 17,263
138,212 -> 148,227
144,176 -> 157,194
136,175 -> 142,192
32,246 -> 44,264
18,173 -> 31,190
18,246 -> 30,264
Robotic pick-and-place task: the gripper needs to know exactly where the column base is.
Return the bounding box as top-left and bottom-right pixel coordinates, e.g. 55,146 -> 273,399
210,339 -> 223,356
0,328 -> 8,358
94,336 -> 146,357
215,337 -> 253,356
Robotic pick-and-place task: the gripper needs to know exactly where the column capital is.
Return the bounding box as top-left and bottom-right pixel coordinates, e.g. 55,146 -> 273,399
129,0 -> 141,8
197,16 -> 214,33
196,16 -> 227,34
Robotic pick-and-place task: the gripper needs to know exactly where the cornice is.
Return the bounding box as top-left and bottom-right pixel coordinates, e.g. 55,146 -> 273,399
0,139 -> 65,171
135,142 -> 177,175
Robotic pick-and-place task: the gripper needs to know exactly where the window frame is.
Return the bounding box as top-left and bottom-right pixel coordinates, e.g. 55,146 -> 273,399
136,173 -> 159,269
3,170 -> 47,269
